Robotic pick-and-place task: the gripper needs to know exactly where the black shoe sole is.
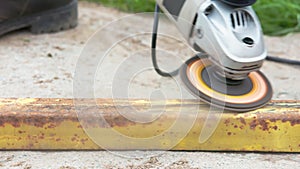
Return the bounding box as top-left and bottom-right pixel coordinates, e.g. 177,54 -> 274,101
0,0 -> 78,36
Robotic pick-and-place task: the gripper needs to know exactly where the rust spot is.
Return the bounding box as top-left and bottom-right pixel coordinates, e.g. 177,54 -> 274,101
256,112 -> 300,127
227,132 -> 232,136
290,118 -> 300,126
249,120 -> 257,130
71,137 -> 76,142
239,117 -> 246,125
28,143 -> 34,149
249,119 -> 270,131
258,119 -> 269,131
49,133 -> 56,137
47,123 -> 56,129
0,98 -> 146,129
103,116 -> 136,128
80,138 -> 88,144
224,119 -> 230,126
38,135 -> 44,139
272,126 -> 278,130
234,125 -> 238,128
56,138 -> 61,142
18,130 -> 26,134
0,102 -> 76,128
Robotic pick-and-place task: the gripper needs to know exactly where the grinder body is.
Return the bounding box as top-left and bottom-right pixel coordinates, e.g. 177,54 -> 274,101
153,0 -> 273,111
156,0 -> 266,80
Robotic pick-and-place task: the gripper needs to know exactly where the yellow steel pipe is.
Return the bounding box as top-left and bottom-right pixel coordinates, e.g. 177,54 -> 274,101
0,98 -> 299,152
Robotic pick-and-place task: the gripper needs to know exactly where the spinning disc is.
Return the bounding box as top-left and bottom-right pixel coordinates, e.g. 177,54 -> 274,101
180,56 -> 273,112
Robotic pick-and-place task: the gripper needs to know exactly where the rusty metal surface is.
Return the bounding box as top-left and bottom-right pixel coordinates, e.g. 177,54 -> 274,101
0,98 -> 299,151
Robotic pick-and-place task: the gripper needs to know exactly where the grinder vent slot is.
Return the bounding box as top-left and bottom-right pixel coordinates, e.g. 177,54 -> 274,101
230,10 -> 250,29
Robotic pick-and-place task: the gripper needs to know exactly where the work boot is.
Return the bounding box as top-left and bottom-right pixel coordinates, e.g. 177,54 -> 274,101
0,0 -> 78,36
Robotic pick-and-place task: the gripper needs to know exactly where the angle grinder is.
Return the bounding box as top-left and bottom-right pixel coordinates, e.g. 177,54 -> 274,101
152,0 -> 273,112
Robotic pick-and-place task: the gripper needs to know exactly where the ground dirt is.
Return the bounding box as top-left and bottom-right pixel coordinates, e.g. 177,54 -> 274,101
0,2 -> 299,169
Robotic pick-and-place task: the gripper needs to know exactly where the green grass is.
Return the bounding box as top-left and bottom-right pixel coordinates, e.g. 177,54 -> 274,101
86,0 -> 156,12
85,0 -> 300,36
254,0 -> 300,36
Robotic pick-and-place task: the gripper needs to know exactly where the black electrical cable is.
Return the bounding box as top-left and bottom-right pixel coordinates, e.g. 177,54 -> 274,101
266,56 -> 300,65
151,3 -> 180,77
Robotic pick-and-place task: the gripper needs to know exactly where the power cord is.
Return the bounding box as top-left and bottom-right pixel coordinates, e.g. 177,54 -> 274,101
266,56 -> 300,65
151,3 -> 180,77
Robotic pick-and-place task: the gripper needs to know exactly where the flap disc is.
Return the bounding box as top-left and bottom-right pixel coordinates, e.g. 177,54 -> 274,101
180,56 -> 273,112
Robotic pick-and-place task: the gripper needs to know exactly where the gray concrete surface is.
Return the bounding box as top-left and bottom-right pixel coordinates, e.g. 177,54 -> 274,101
0,2 -> 299,169
0,151 -> 299,169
